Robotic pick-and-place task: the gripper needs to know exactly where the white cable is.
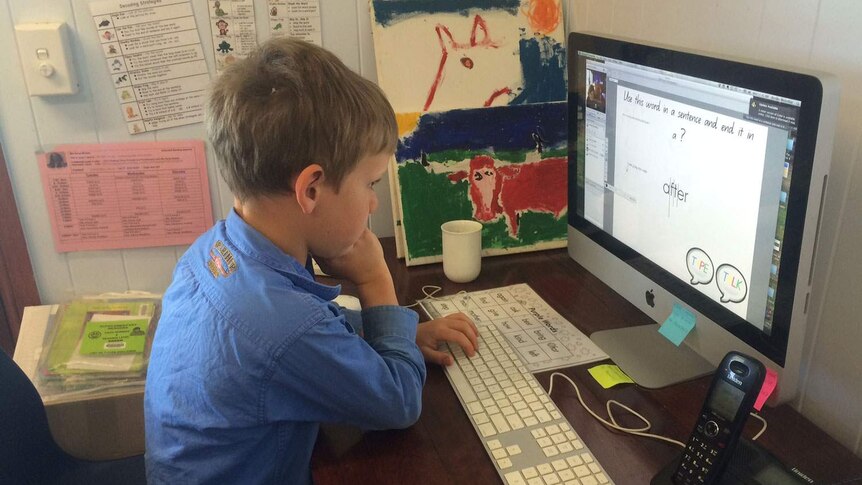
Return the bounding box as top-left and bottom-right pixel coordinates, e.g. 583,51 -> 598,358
404,285 -> 443,308
405,285 -> 468,309
547,372 -> 770,448
749,411 -> 767,440
547,372 -> 686,448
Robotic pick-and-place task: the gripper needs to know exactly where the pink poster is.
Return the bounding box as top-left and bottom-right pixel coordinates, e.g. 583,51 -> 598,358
38,141 -> 213,252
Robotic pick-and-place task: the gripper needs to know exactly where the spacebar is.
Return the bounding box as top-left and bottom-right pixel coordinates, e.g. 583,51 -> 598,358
446,360 -> 477,403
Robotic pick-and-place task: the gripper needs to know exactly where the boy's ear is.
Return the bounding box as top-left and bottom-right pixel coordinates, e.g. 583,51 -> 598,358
294,164 -> 326,214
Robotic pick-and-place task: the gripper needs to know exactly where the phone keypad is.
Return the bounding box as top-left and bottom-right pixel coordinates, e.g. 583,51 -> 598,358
673,415 -> 725,484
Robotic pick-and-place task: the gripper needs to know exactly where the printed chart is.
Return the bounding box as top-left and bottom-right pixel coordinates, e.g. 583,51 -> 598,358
421,284 -> 607,373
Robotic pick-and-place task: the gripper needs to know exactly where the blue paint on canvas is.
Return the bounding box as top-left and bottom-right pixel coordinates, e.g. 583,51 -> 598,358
372,0 -> 520,26
397,102 -> 567,162
512,37 -> 567,105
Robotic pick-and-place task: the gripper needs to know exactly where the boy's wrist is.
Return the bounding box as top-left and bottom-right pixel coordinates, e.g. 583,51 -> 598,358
356,271 -> 398,307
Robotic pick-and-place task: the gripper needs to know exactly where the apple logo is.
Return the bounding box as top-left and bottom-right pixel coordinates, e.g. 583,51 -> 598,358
645,289 -> 656,308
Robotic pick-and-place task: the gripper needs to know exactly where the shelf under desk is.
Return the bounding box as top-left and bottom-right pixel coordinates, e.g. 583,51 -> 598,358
311,237 -> 862,484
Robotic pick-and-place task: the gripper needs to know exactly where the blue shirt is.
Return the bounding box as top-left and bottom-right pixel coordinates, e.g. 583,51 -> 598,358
144,210 -> 425,484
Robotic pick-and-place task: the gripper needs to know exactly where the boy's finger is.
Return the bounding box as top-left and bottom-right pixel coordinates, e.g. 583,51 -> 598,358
439,327 -> 476,356
423,348 -> 453,366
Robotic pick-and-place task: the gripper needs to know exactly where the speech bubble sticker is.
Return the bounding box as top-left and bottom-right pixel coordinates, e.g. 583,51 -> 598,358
686,247 -> 714,285
716,264 -> 748,303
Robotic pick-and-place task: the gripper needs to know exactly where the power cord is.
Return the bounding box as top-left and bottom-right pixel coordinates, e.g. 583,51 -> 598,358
546,372 -> 768,448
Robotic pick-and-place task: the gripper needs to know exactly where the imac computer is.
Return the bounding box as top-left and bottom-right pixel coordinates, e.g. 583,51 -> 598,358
567,32 -> 839,403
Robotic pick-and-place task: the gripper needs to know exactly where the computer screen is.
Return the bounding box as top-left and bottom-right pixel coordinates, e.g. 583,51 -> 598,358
567,32 -> 839,403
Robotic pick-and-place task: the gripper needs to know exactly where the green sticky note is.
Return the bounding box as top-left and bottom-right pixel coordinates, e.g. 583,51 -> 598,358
588,364 -> 635,389
80,317 -> 150,355
658,303 -> 696,346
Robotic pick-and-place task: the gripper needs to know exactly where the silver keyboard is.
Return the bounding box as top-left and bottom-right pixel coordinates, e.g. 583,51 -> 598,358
445,324 -> 614,485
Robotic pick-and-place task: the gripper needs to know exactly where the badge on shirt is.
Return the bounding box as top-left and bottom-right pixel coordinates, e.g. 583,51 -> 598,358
207,240 -> 238,278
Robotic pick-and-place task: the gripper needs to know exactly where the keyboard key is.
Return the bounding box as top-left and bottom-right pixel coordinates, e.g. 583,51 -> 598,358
479,422 -> 496,437
542,472 -> 561,484
504,471 -> 527,485
506,445 -> 522,455
488,439 -> 502,450
522,467 -> 539,479
498,457 -> 513,469
559,469 -> 576,481
491,414 -> 511,433
551,459 -> 567,471
543,446 -> 559,457
536,464 -> 553,475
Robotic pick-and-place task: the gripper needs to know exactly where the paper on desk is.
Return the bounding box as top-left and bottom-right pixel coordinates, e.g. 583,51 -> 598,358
588,364 -> 635,389
658,303 -> 696,346
65,314 -> 151,372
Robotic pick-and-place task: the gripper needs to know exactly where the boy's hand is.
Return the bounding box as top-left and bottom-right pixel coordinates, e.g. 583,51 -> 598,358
417,313 -> 479,366
315,229 -> 396,307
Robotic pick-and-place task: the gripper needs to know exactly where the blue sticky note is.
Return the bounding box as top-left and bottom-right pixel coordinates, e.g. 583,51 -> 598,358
658,304 -> 696,346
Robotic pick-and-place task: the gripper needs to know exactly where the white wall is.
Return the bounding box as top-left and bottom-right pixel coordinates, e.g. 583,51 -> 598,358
0,0 -> 389,304
568,0 -> 862,458
1,0 -> 860,459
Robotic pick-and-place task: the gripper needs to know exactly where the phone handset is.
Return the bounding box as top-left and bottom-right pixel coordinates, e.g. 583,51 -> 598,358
672,351 -> 765,485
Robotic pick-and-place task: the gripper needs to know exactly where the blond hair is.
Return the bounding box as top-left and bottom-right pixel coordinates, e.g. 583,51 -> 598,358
206,38 -> 397,199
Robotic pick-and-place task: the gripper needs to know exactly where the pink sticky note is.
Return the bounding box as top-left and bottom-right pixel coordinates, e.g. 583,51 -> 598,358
754,368 -> 778,411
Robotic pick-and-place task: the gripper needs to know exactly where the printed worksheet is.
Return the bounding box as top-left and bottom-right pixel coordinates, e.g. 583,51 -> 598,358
421,284 -> 608,373
208,0 -> 258,73
37,141 -> 213,252
268,0 -> 321,45
90,0 -> 210,134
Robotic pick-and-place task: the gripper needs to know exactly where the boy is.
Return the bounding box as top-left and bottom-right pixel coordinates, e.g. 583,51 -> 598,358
144,38 -> 479,484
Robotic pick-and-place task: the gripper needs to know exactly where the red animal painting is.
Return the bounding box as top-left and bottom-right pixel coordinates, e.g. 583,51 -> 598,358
448,155 -> 567,237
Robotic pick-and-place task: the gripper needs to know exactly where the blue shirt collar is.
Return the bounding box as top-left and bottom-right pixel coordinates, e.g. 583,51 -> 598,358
223,208 -> 340,300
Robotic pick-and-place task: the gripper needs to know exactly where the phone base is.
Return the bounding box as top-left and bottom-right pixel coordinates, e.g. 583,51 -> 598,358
651,438 -> 815,484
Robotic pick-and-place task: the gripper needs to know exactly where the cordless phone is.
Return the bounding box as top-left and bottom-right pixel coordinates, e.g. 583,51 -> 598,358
672,351 -> 765,485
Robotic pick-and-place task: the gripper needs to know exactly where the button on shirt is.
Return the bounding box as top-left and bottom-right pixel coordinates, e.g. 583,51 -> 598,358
144,209 -> 426,484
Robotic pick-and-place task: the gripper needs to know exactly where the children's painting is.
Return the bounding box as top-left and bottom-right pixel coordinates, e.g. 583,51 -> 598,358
369,0 -> 567,113
395,102 -> 568,265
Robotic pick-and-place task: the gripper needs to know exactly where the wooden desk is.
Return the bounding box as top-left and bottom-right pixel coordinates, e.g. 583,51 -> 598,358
312,238 -> 862,484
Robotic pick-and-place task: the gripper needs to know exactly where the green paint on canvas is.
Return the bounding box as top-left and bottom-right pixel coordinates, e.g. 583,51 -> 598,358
413,148 -> 567,166
398,162 -> 567,259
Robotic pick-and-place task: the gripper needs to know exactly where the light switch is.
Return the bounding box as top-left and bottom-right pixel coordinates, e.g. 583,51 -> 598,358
15,22 -> 78,96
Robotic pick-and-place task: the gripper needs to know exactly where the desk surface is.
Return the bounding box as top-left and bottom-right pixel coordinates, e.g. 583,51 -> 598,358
311,237 -> 862,484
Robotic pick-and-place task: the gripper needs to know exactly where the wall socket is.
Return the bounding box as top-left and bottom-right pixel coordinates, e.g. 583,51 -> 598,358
15,22 -> 79,96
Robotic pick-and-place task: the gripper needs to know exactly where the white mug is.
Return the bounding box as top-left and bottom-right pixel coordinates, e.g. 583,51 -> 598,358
441,220 -> 483,283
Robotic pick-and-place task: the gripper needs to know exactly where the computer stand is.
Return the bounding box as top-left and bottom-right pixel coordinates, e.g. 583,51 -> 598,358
591,324 -> 714,388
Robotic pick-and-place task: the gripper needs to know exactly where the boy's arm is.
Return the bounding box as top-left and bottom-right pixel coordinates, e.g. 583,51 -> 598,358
264,305 -> 426,430
315,229 -> 397,308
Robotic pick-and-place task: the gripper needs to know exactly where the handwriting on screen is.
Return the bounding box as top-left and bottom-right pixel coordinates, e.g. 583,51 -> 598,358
622,90 -> 758,142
